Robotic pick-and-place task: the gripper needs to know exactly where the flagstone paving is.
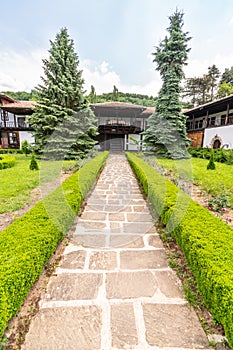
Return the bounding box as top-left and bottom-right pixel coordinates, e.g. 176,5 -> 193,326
22,154 -> 211,350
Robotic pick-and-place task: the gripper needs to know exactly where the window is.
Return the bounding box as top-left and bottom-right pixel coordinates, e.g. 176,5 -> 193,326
8,132 -> 18,145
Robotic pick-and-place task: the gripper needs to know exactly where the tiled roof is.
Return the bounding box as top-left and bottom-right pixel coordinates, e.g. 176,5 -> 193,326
141,107 -> 155,115
1,100 -> 36,109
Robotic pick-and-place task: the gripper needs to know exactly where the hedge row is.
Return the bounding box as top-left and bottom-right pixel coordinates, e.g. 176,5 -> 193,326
188,146 -> 233,164
0,151 -> 109,337
0,149 -> 23,154
126,152 -> 233,348
0,155 -> 15,170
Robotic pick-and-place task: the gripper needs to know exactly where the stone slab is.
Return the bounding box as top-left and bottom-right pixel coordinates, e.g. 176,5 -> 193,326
60,250 -> 86,269
106,271 -> 156,299
152,270 -> 184,298
111,303 -> 138,348
89,251 -> 117,270
123,222 -> 153,234
72,234 -> 106,248
22,306 -> 101,350
147,235 -> 165,248
120,250 -> 167,269
76,221 -> 106,230
110,235 -> 144,248
126,212 -> 152,222
143,303 -> 209,348
108,213 -> 125,221
44,273 -> 102,301
81,212 -> 106,221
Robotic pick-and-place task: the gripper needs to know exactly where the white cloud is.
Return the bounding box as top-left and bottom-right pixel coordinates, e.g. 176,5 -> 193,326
0,49 -> 161,97
0,48 -> 46,92
81,59 -> 161,96
184,52 -> 233,79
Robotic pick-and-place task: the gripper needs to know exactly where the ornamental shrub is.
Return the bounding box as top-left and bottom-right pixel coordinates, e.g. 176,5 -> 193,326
207,150 -> 216,170
126,152 -> 233,348
29,152 -> 39,170
0,151 -> 108,337
0,155 -> 15,170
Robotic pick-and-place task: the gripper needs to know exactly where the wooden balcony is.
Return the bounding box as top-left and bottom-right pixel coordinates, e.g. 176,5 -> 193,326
0,121 -> 33,131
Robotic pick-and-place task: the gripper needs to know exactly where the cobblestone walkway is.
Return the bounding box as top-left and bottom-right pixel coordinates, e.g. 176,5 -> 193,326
22,155 -> 210,350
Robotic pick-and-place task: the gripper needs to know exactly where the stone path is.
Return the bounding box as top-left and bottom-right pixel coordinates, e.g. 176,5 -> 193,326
22,155 -> 210,350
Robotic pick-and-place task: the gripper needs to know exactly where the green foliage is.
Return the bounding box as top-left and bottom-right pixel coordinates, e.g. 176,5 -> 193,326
0,155 -> 15,170
183,65 -> 220,107
21,140 -> 32,157
188,147 -> 233,164
207,151 -> 216,170
88,85 -> 97,103
143,10 -> 191,158
0,151 -> 108,337
208,191 -> 230,213
217,81 -> 233,98
0,149 -> 23,154
29,27 -> 98,159
0,90 -> 37,101
29,152 -> 39,170
220,67 -> 233,85
0,155 -> 77,214
126,152 -> 233,348
89,91 -> 157,107
157,156 -> 233,208
112,85 -> 119,101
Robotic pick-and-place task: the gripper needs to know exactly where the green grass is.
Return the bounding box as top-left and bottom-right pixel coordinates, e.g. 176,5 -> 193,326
0,155 -> 75,214
154,157 -> 233,207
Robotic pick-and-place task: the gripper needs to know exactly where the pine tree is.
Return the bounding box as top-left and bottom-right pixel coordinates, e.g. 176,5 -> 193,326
29,152 -> 39,170
207,150 -> 216,170
112,85 -> 119,101
143,10 -> 191,159
29,27 -> 98,159
88,85 -> 97,103
207,64 -> 220,100
220,67 -> 233,85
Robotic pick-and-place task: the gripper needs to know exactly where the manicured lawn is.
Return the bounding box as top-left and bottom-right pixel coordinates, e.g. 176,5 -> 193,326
0,155 -> 75,214
148,156 -> 233,207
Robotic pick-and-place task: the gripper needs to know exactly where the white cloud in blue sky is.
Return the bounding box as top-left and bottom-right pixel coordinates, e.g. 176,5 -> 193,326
1,0 -> 233,95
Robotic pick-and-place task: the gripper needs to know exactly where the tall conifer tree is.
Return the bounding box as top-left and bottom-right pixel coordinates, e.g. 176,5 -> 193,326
143,10 -> 191,158
29,27 -> 97,159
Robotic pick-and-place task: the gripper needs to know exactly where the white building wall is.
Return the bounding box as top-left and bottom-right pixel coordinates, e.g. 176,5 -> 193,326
127,134 -> 141,151
203,125 -> 233,149
19,131 -> 34,145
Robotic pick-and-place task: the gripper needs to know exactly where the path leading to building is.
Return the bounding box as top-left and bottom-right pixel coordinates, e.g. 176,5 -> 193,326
22,154 -> 210,350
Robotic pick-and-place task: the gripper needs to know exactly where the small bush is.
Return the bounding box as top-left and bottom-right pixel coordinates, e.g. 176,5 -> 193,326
0,155 -> 15,170
0,149 -> 23,154
29,152 -> 39,170
21,140 -> 32,157
0,151 -> 109,337
126,152 -> 233,348
207,150 -> 216,170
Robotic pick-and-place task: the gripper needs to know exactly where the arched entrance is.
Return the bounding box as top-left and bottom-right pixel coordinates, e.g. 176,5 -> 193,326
213,139 -> 221,149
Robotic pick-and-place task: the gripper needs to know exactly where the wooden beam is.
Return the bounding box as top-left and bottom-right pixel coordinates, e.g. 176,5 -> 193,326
225,103 -> 229,125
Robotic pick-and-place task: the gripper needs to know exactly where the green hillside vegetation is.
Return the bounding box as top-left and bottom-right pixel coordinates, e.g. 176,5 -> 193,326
89,91 -> 157,106
0,90 -> 37,101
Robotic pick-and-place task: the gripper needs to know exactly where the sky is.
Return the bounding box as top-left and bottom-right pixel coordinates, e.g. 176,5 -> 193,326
1,0 -> 233,96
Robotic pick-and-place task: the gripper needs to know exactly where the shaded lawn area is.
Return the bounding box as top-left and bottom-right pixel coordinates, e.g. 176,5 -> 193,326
153,157 -> 233,207
0,155 -> 75,214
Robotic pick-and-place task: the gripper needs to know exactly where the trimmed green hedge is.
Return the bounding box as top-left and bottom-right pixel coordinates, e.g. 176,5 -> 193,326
0,151 -> 108,337
126,152 -> 233,347
188,146 -> 233,164
0,155 -> 15,170
0,149 -> 23,154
